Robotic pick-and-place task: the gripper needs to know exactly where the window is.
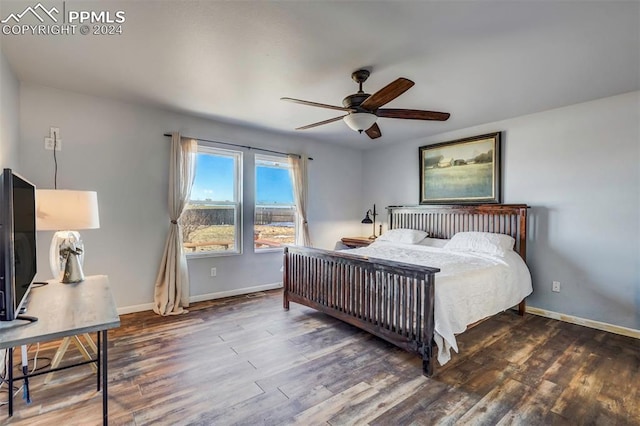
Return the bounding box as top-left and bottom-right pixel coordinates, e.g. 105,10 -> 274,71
182,146 -> 242,255
254,154 -> 296,250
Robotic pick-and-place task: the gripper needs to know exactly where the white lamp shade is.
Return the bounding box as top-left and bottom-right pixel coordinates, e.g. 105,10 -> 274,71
343,113 -> 377,132
36,189 -> 100,231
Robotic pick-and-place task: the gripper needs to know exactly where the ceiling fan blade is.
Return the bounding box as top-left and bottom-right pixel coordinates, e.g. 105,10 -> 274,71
295,115 -> 346,130
365,123 -> 382,139
377,109 -> 450,121
360,78 -> 415,110
281,97 -> 353,112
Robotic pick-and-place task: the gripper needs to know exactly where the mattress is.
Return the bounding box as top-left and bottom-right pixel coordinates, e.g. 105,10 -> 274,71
345,240 -> 533,365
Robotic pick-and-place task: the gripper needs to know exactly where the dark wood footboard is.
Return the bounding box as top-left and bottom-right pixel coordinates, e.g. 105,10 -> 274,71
283,204 -> 529,376
283,246 -> 440,376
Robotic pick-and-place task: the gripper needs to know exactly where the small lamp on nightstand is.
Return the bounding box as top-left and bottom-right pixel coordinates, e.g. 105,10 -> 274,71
361,204 -> 378,239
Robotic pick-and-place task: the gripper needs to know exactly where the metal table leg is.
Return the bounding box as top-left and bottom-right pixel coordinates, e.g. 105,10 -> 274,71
8,347 -> 13,416
97,331 -> 101,391
102,330 -> 108,426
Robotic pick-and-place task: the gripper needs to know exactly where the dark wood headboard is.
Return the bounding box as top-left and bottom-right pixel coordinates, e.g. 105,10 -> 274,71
387,204 -> 529,260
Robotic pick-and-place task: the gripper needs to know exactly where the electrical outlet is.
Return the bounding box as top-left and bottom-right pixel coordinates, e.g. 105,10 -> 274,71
552,281 -> 561,293
44,137 -> 62,151
210,267 -> 217,277
50,127 -> 60,140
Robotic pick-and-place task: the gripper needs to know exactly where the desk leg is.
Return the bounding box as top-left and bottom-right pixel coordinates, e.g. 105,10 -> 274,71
101,330 -> 108,426
8,347 -> 13,417
97,331 -> 101,391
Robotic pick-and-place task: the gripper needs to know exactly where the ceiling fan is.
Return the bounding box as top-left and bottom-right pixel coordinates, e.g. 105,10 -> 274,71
281,69 -> 450,139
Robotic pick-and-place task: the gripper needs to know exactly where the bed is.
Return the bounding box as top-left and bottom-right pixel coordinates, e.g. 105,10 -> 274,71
283,204 -> 531,376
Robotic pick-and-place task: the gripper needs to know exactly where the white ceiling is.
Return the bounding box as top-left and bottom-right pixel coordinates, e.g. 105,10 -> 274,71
1,1 -> 639,148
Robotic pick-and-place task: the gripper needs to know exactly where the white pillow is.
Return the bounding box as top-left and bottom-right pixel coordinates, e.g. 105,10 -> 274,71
443,231 -> 515,257
377,229 -> 428,245
417,237 -> 449,248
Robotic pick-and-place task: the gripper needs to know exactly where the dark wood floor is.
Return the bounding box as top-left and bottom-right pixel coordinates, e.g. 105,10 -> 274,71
3,289 -> 639,425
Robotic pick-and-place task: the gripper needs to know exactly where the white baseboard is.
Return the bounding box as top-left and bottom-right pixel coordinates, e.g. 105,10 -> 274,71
117,302 -> 154,315
526,306 -> 640,339
189,282 -> 283,303
117,282 -> 283,315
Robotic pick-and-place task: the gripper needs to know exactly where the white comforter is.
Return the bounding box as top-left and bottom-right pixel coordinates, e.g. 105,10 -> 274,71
345,241 -> 532,365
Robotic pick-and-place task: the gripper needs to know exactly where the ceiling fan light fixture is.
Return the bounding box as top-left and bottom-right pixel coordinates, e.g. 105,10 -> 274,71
343,112 -> 377,133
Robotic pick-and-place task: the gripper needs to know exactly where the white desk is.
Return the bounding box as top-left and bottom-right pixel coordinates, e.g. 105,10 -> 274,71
0,275 -> 120,425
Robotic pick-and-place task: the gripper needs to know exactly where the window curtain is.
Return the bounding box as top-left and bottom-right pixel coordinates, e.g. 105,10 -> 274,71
288,154 -> 311,246
153,133 -> 197,316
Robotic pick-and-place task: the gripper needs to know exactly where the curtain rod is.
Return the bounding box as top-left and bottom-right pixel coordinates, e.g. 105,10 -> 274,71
163,133 -> 313,160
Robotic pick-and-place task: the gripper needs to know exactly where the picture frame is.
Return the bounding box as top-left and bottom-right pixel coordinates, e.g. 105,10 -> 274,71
419,132 -> 501,204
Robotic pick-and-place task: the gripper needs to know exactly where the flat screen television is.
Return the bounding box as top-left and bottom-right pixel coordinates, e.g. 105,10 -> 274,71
0,168 -> 37,321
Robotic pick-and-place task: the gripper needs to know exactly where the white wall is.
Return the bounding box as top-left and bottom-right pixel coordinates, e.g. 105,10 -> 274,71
19,84 -> 363,311
0,49 -> 20,171
363,91 -> 640,330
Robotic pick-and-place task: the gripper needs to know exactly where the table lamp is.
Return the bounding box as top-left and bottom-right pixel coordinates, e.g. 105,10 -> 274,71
36,189 -> 100,283
361,204 -> 378,239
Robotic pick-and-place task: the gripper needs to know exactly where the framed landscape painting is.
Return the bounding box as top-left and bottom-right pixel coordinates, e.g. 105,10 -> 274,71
419,132 -> 501,204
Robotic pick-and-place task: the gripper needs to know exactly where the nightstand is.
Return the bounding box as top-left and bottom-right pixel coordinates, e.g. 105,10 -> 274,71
341,236 -> 375,248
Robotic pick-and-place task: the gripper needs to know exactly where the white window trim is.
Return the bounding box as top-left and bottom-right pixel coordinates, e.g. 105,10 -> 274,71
185,145 -> 243,258
254,154 -> 296,252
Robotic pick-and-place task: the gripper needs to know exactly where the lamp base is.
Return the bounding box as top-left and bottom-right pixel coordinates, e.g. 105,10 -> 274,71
50,231 -> 85,283
62,251 -> 85,283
